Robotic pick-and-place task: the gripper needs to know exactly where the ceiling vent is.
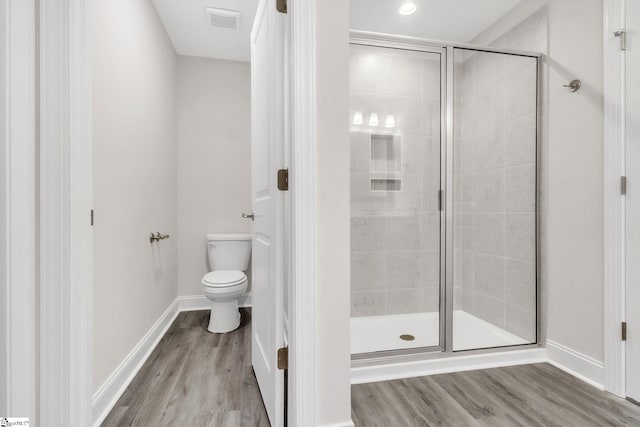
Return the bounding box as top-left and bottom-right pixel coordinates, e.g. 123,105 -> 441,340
206,8 -> 240,29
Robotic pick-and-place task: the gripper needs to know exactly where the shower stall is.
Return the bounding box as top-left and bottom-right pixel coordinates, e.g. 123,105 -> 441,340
349,32 -> 540,358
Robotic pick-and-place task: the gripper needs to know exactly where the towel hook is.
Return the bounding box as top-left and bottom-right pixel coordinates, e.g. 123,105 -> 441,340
563,79 -> 581,93
150,232 -> 170,243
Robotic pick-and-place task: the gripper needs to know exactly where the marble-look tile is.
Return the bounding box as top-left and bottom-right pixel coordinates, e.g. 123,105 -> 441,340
387,251 -> 422,289
385,54 -> 424,97
391,174 -> 422,213
423,137 -> 441,175
474,169 -> 505,212
505,259 -> 536,310
422,98 -> 441,137
505,304 -> 536,342
421,250 -> 441,288
351,216 -> 387,251
350,132 -> 370,173
505,164 -> 536,212
387,214 -> 422,250
387,289 -> 422,315
422,57 -> 441,100
474,293 -> 505,329
505,213 -> 536,261
351,291 -> 386,317
474,213 -> 505,256
454,249 -> 474,289
461,289 -> 474,314
422,174 -> 441,212
474,253 -> 505,300
349,46 -> 387,95
475,128 -> 505,172
505,114 -> 537,166
401,135 -> 425,174
388,95 -> 423,136
504,66 -> 537,121
422,286 -> 440,312
351,251 -> 386,291
419,212 -> 441,251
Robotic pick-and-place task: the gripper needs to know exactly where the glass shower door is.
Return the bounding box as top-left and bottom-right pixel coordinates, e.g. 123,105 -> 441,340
451,48 -> 538,351
349,43 -> 444,355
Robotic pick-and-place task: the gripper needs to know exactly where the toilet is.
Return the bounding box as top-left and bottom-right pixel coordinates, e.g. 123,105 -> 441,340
202,233 -> 251,333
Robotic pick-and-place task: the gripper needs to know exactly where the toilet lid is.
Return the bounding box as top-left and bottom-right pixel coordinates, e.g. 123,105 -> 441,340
202,270 -> 246,287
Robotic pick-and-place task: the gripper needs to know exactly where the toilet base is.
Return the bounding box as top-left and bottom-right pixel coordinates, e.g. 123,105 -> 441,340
208,299 -> 241,333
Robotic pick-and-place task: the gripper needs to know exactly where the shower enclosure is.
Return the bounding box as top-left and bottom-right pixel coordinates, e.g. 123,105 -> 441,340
350,32 -> 540,358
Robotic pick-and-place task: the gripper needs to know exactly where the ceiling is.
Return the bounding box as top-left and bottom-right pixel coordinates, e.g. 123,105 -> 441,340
151,0 -> 259,62
151,0 -> 522,63
350,0 -> 524,43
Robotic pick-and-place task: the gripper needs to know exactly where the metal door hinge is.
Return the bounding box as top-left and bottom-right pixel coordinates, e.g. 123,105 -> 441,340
438,190 -> 443,211
622,176 -> 627,195
278,168 -> 289,191
91,209 -> 94,226
614,30 -> 627,51
277,347 -> 288,370
276,0 -> 287,14
623,322 -> 628,341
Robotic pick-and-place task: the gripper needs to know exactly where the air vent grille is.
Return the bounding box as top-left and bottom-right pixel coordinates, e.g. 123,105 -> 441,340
206,7 -> 240,29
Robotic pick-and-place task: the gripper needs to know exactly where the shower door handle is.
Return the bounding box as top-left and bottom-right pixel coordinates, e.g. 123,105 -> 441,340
242,211 -> 255,221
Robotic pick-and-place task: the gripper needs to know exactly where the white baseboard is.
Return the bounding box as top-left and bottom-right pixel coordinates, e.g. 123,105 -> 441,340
546,340 -> 605,390
177,293 -> 253,311
352,342 -> 605,393
319,421 -> 355,427
92,299 -> 180,427
92,293 -> 253,426
351,348 -> 547,385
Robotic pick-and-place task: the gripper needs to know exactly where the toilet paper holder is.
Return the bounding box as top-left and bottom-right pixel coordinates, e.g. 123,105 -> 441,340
150,232 -> 170,243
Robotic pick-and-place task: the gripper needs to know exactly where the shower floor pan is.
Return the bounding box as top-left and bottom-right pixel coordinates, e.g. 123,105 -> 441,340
351,310 -> 528,355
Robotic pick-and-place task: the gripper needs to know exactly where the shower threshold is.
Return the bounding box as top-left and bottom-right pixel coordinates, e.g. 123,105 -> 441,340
351,310 -> 528,355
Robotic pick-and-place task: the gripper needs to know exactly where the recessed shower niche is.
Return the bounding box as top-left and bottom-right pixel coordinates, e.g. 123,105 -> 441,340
370,134 -> 402,191
350,32 -> 540,359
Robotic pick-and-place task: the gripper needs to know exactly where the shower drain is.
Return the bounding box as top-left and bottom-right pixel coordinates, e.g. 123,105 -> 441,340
399,334 -> 415,341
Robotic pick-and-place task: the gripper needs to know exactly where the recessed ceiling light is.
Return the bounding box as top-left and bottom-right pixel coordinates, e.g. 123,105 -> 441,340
398,2 -> 417,15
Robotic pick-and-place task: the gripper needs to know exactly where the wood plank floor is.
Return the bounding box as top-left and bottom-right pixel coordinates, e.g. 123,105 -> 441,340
352,363 -> 640,427
104,310 -> 640,427
101,309 -> 270,427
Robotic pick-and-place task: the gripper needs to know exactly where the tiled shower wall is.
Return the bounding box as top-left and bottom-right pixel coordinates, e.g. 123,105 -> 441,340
453,11 -> 547,343
349,46 -> 442,317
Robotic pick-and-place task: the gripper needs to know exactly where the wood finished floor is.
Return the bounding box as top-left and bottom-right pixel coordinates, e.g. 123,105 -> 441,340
103,310 -> 640,427
101,309 -> 270,427
352,363 -> 640,427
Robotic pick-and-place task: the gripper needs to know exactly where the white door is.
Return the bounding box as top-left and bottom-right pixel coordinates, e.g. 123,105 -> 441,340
250,0 -> 285,425
626,0 -> 640,402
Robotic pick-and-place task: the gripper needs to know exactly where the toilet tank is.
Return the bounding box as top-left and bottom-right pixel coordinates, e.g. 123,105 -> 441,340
206,233 -> 252,271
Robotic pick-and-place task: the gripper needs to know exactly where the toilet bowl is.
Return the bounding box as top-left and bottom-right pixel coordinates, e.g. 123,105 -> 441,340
202,270 -> 248,333
202,234 -> 251,333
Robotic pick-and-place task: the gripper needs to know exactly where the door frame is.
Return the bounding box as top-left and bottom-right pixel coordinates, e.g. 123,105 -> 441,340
288,0 -> 318,425
39,0 -> 94,424
603,0 -> 626,398
3,0 -> 319,425
0,0 -> 38,421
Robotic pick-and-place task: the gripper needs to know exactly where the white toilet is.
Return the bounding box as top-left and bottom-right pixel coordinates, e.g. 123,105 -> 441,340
202,233 -> 251,333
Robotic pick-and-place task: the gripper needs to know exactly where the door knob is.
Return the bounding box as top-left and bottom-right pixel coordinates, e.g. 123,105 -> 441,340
242,211 -> 255,220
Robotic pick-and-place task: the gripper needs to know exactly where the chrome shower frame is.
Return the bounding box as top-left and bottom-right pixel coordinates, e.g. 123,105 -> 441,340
349,30 -> 544,363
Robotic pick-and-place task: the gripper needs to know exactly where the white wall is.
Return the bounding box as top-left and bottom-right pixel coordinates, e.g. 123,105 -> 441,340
316,0 -> 353,424
93,0 -> 178,392
475,0 -> 605,362
176,56 -> 252,297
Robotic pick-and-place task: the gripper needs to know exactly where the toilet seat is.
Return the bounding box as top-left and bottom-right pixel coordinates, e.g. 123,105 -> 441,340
202,270 -> 247,288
